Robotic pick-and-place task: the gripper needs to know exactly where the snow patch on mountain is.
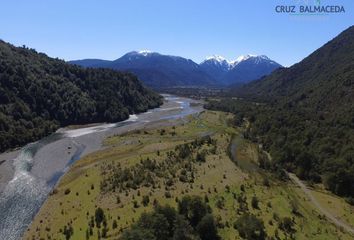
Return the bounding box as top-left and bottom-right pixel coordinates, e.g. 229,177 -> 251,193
138,50 -> 153,56
204,55 -> 227,63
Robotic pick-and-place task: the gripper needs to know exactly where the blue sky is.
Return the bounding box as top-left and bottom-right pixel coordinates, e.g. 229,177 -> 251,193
0,0 -> 353,66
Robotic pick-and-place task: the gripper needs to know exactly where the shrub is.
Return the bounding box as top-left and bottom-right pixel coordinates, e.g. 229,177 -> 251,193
262,178 -> 270,187
112,220 -> 118,229
196,152 -> 206,162
133,200 -> 139,208
178,195 -> 210,227
279,217 -> 294,233
196,214 -> 220,240
234,213 -> 266,240
165,191 -> 172,198
251,196 -> 259,209
95,208 -> 105,228
142,195 -> 150,207
215,197 -> 225,209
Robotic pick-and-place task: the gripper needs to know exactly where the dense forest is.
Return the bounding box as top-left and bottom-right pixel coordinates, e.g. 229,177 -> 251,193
0,40 -> 162,152
206,26 -> 354,198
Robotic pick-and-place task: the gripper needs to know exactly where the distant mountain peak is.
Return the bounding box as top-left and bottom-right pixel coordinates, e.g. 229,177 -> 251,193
257,55 -> 270,60
203,55 -> 227,63
234,54 -> 255,62
124,50 -> 158,58
230,54 -> 270,66
250,55 -> 272,64
120,50 -> 161,62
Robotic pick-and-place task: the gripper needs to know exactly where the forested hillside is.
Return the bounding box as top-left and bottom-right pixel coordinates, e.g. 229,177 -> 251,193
0,40 -> 162,152
206,26 -> 354,198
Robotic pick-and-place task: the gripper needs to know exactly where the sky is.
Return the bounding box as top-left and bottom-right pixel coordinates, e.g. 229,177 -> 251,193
0,0 -> 353,67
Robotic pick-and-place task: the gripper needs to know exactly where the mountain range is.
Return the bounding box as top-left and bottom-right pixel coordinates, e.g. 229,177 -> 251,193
70,52 -> 282,88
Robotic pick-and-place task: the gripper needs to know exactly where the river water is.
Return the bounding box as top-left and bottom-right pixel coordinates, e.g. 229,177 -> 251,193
0,95 -> 202,240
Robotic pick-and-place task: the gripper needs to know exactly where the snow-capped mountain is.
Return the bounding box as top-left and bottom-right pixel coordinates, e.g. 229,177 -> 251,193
120,50 -> 164,61
229,54 -> 256,67
200,54 -> 282,85
201,55 -> 230,67
199,55 -> 231,81
224,55 -> 282,85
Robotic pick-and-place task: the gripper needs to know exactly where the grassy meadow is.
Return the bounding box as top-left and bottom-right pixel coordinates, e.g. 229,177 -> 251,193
24,111 -> 354,240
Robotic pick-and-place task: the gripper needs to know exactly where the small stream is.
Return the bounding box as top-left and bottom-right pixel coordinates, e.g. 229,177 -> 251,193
229,135 -> 258,171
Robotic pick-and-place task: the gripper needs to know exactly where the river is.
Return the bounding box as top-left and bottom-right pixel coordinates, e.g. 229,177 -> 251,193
0,95 -> 202,240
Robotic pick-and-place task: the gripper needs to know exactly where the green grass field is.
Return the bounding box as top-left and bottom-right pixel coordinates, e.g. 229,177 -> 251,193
24,111 -> 354,240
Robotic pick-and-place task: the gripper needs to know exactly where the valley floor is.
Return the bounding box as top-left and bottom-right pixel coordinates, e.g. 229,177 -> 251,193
24,111 -> 354,240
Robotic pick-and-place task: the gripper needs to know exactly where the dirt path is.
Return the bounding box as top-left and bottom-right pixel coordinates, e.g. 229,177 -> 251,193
288,173 -> 354,235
